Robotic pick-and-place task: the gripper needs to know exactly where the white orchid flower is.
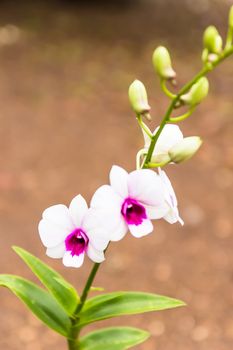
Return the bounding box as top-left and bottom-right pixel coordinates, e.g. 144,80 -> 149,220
158,168 -> 184,225
38,195 -> 109,268
143,124 -> 183,162
90,165 -> 170,240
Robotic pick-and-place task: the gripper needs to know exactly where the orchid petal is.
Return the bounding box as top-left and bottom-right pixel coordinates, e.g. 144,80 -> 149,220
87,244 -> 105,263
69,194 -> 88,227
38,219 -> 69,248
128,219 -> 153,238
91,185 -> 122,210
144,203 -> 169,219
142,128 -> 151,148
153,124 -> 183,156
110,165 -> 129,198
62,251 -> 85,268
128,169 -> 165,206
42,204 -> 74,231
158,168 -> 178,206
46,243 -> 65,258
110,216 -> 128,241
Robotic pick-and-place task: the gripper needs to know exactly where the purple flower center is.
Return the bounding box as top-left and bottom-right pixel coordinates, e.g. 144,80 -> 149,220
65,228 -> 89,257
121,197 -> 147,226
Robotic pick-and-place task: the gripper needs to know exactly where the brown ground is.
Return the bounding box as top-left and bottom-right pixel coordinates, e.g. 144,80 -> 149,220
0,0 -> 233,349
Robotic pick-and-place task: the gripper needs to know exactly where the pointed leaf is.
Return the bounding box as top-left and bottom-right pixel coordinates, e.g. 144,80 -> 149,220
79,291 -> 185,327
0,274 -> 71,336
13,246 -> 79,315
79,327 -> 149,350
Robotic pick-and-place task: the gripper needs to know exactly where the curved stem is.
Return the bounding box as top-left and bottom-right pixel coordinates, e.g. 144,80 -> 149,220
137,115 -> 153,138
136,148 -> 147,169
169,106 -> 196,123
145,160 -> 170,168
160,79 -> 177,99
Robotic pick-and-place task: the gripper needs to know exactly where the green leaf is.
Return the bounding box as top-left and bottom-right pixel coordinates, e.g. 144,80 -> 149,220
79,327 -> 149,350
79,291 -> 185,327
13,246 -> 79,315
0,274 -> 71,336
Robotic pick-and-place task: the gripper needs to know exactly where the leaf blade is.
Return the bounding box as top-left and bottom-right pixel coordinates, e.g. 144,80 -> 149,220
0,274 -> 71,336
79,291 -> 185,327
13,246 -> 79,315
79,327 -> 149,350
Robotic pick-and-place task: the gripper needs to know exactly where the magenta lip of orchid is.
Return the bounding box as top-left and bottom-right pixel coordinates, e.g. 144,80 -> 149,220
121,197 -> 147,226
65,229 -> 89,257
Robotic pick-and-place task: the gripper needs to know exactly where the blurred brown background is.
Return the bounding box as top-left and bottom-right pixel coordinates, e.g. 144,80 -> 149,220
0,0 -> 232,349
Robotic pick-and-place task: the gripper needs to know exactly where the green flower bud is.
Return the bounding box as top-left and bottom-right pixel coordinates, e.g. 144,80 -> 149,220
152,46 -> 176,80
203,26 -> 222,54
229,5 -> 233,28
128,80 -> 151,118
180,77 -> 209,106
168,136 -> 202,163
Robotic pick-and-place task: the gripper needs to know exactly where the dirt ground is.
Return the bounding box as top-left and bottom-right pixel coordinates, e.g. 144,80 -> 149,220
0,0 -> 232,349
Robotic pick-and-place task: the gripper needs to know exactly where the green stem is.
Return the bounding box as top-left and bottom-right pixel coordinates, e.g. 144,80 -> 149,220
75,262 -> 101,316
67,263 -> 101,349
137,115 -> 153,138
160,79 -> 177,99
169,106 -> 196,123
67,336 -> 77,350
144,46 -> 233,165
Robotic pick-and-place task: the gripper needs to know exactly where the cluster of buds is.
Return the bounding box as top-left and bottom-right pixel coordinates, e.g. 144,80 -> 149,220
128,45 -> 205,166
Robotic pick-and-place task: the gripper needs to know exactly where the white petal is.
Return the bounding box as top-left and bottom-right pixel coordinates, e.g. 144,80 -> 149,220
38,219 -> 69,248
91,185 -> 122,210
83,214 -> 109,250
110,216 -> 128,241
144,203 -> 170,219
86,207 -> 127,242
69,194 -> 88,227
87,244 -> 105,263
82,208 -> 112,241
62,251 -> 85,268
46,243 -> 65,258
142,128 -> 151,148
153,124 -> 183,156
128,219 -> 153,238
158,168 -> 183,225
164,208 -> 184,225
109,165 -> 128,198
128,169 -> 165,206
88,234 -> 109,250
158,168 -> 177,207
42,204 -> 74,231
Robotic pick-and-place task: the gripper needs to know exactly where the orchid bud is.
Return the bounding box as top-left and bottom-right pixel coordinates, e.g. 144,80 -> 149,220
180,77 -> 209,106
168,136 -> 202,163
152,46 -> 176,80
128,80 -> 151,119
203,26 -> 222,54
229,5 -> 233,28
